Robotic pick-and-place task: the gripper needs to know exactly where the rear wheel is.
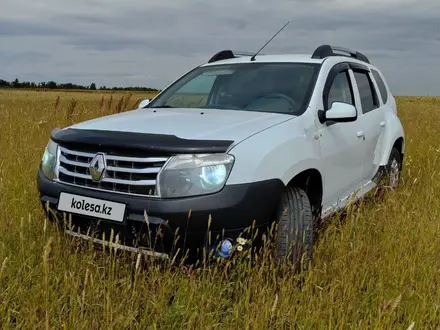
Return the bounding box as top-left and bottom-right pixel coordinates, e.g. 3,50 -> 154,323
275,186 -> 314,270
382,147 -> 402,190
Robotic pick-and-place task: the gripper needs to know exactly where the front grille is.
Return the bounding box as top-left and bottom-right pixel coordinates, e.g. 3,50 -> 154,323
56,146 -> 168,196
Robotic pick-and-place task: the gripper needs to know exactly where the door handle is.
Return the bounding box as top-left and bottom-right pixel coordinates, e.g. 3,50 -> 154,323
357,131 -> 365,138
380,121 -> 386,127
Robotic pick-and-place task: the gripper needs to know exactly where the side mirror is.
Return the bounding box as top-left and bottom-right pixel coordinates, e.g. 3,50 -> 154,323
138,99 -> 150,108
318,102 -> 357,123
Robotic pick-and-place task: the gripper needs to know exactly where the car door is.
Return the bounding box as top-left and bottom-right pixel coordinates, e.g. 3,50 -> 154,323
317,64 -> 365,208
351,68 -> 386,181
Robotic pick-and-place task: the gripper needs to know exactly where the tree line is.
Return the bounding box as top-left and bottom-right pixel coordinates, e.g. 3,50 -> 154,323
0,78 -> 159,92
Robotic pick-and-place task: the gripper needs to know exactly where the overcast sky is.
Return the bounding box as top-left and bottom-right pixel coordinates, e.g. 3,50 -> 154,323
1,0 -> 439,95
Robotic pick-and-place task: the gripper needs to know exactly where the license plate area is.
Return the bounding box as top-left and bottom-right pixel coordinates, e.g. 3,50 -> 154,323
57,192 -> 127,223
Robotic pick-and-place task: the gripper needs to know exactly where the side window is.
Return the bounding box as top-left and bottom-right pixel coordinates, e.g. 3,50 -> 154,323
327,71 -> 354,109
353,71 -> 379,114
371,69 -> 388,104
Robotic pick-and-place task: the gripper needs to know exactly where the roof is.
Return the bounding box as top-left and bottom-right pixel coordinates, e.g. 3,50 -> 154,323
202,46 -> 371,67
202,54 -> 325,67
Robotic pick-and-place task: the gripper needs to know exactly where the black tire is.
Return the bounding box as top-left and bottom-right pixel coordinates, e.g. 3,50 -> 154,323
382,147 -> 402,190
275,186 -> 314,270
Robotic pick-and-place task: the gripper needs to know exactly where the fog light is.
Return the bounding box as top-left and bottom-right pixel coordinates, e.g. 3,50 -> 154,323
217,239 -> 233,258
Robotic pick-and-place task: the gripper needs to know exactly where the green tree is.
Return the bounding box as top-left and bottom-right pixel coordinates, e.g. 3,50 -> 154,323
11,78 -> 20,88
46,81 -> 57,89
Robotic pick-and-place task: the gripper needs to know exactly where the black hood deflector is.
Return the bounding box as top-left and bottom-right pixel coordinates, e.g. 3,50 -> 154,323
51,128 -> 234,156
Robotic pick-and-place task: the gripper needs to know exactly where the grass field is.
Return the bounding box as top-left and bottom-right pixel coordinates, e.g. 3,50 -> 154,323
1,89 -> 440,329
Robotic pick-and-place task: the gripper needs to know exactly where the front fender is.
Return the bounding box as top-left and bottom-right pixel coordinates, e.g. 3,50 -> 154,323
226,120 -> 323,185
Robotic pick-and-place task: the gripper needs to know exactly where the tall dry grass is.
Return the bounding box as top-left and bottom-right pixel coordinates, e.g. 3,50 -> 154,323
0,89 -> 440,329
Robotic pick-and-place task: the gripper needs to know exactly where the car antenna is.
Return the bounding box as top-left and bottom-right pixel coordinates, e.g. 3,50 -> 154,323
250,21 -> 290,62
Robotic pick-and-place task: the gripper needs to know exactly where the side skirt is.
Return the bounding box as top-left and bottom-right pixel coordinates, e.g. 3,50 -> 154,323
321,179 -> 378,220
372,164 -> 388,185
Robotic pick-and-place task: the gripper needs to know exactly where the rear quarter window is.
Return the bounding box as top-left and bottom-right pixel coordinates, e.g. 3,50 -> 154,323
371,69 -> 388,104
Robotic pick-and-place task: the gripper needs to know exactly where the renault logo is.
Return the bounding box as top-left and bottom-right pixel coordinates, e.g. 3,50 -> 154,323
89,153 -> 106,182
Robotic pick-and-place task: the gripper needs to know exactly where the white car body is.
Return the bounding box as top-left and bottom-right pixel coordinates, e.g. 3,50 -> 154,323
37,45 -> 405,260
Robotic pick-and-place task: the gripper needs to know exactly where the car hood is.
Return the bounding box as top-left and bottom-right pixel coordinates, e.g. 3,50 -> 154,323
68,107 -> 294,144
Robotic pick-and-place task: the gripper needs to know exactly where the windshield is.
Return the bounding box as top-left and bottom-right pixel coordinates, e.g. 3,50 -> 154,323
147,62 -> 321,115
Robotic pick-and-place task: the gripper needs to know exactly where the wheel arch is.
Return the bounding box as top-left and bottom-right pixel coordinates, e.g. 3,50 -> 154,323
286,168 -> 323,216
392,136 -> 405,163
379,134 -> 405,166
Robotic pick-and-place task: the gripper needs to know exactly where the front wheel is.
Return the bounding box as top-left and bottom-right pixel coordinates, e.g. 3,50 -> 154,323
275,186 -> 314,271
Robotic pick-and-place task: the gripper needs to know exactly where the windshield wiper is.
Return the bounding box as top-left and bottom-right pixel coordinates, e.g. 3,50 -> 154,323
201,104 -> 243,110
152,105 -> 174,108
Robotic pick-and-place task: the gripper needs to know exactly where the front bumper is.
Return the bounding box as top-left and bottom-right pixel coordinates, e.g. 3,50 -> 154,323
37,168 -> 284,257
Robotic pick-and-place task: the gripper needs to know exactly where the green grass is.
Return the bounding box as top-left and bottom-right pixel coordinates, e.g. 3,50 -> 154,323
1,89 -> 440,329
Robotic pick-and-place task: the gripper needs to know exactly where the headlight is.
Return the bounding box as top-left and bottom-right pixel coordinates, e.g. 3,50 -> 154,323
157,154 -> 234,198
41,139 -> 59,180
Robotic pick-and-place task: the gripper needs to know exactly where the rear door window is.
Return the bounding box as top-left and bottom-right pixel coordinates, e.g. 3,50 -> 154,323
353,71 -> 379,114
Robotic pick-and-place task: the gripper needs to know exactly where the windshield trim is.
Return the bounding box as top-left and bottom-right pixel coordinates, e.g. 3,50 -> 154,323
146,62 -> 323,117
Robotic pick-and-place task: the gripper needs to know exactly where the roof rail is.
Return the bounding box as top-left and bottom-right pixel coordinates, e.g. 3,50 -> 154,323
208,50 -> 259,63
311,45 -> 370,64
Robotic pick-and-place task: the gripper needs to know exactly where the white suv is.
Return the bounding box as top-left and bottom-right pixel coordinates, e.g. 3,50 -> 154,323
37,45 -> 404,265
